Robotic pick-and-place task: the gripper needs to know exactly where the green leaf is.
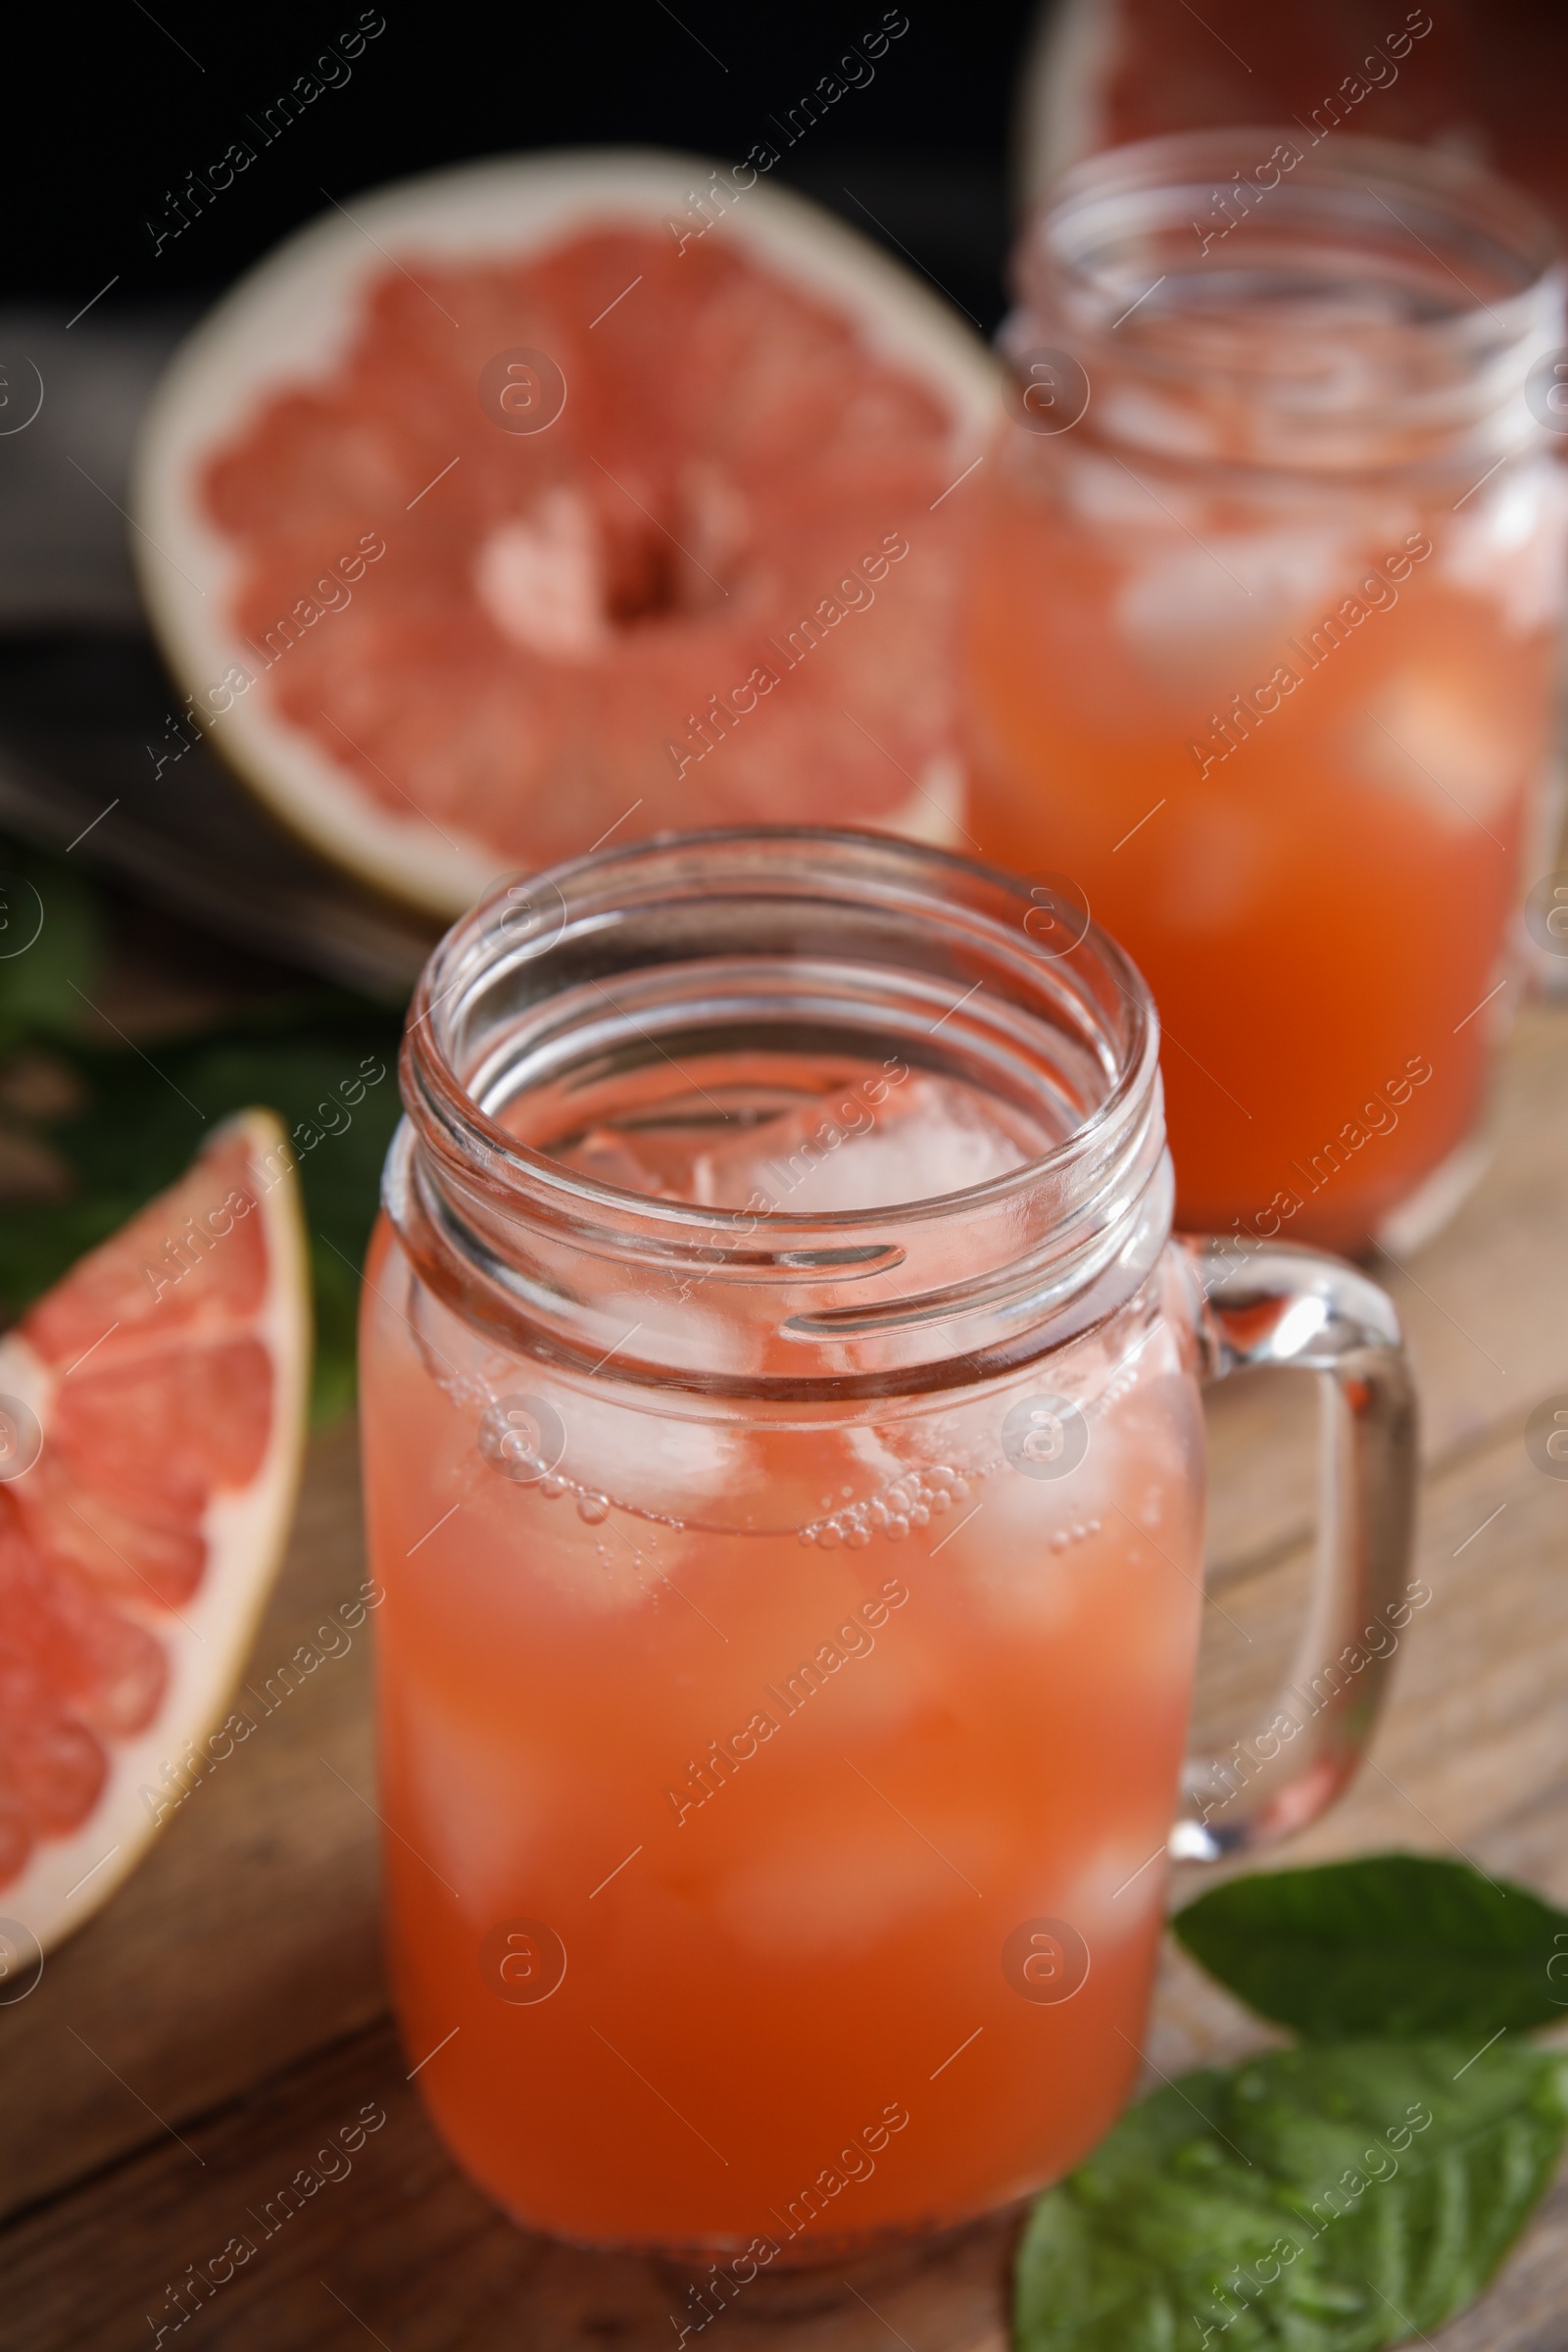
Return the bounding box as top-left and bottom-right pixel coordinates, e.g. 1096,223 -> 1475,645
0,848 -> 105,1043
1013,2038 -> 1568,2352
1173,1854 -> 1568,2040
0,831 -> 406,1418
0,998 -> 403,1420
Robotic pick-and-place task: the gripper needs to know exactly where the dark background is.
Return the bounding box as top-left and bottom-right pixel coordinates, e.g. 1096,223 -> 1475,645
15,3 -> 1042,331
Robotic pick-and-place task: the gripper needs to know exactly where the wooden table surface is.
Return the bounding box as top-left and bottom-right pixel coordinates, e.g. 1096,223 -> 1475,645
6,999 -> 1568,2352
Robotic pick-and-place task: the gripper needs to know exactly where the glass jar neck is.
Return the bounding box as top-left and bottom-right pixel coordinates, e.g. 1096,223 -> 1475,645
386,832 -> 1171,1401
1005,128 -> 1565,476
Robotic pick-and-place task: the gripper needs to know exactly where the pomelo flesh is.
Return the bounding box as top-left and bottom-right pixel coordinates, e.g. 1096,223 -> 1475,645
0,1111 -> 310,1953
132,153 -> 1000,916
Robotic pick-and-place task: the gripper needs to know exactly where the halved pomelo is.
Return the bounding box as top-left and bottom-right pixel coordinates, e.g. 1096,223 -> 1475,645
0,1110 -> 309,1953
1012,0 -> 1545,207
131,150 -> 1000,917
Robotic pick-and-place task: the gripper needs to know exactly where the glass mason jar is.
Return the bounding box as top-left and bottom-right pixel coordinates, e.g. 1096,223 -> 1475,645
360,830 -> 1416,2258
966,130 -> 1568,1254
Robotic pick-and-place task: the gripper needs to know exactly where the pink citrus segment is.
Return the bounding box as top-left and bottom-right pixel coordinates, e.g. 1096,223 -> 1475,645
24,1135 -> 270,1361
199,223 -> 969,865
44,1341 -> 273,1524
0,1115 -> 310,1942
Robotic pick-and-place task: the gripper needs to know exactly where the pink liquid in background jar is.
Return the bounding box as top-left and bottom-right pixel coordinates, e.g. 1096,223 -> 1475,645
967,130 -> 1568,1252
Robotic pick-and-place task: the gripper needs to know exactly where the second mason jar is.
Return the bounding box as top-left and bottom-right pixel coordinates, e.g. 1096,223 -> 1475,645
967,129 -> 1568,1252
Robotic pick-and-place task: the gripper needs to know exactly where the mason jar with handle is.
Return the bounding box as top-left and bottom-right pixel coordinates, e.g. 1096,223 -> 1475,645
966,129 -> 1568,1255
359,829 -> 1417,2257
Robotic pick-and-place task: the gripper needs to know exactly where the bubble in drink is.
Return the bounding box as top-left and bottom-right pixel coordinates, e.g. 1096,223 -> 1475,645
479,1395 -> 565,1483
1002,1395 -> 1089,1480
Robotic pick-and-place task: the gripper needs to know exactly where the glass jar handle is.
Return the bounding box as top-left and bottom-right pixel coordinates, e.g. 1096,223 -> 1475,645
1171,1236 -> 1419,1862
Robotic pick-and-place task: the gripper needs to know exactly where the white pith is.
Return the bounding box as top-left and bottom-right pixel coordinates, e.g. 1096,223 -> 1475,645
130,150 -> 1003,918
1,1111 -> 311,1957
1012,0 -> 1114,199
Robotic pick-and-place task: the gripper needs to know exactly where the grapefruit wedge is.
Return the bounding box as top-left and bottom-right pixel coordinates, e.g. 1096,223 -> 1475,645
131,150 -> 1000,917
0,1111 -> 309,1955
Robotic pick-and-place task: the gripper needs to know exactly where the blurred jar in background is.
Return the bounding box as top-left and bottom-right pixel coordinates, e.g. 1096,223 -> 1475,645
965,130 -> 1568,1253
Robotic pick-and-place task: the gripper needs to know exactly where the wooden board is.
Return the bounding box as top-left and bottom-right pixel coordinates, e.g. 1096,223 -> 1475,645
6,1003 -> 1568,2350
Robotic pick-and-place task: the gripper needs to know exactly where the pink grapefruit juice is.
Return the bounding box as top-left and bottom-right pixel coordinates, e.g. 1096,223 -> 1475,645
966,452 -> 1563,1252
360,1057 -> 1206,2252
